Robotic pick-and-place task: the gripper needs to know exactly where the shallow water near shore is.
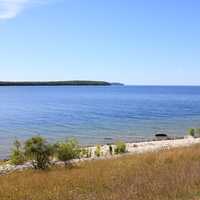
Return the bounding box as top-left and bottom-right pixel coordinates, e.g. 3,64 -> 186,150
1,85 -> 200,158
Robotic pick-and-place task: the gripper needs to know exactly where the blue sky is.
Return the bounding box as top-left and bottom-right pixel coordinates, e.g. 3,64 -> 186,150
0,0 -> 200,85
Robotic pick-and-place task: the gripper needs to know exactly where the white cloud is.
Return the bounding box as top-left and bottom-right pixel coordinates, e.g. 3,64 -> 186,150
0,0 -> 48,20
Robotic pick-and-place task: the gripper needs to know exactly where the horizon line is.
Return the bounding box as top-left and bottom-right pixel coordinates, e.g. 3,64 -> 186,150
1,80 -> 200,87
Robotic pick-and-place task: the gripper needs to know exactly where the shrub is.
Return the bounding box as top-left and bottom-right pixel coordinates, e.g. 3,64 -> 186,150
10,150 -> 25,165
80,148 -> 91,158
95,145 -> 101,157
13,140 -> 21,150
114,141 -> 126,154
188,128 -> 195,137
56,139 -> 80,166
10,140 -> 25,165
24,136 -> 54,170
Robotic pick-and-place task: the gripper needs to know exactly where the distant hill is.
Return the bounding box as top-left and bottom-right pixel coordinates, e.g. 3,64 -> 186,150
111,82 -> 125,86
0,81 -> 113,86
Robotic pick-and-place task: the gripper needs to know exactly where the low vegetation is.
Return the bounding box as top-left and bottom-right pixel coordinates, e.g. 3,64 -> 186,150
7,136 -> 127,170
1,145 -> 200,199
189,128 -> 195,137
55,139 -> 80,166
25,136 -> 55,169
95,145 -> 101,157
188,127 -> 200,137
10,140 -> 25,165
80,148 -> 91,158
114,141 -> 126,154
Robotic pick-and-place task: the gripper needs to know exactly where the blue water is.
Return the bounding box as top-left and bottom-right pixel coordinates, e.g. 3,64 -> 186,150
1,86 -> 200,157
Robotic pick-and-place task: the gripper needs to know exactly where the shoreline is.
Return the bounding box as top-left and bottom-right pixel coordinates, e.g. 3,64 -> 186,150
0,135 -> 185,160
1,136 -> 200,175
87,136 -> 200,157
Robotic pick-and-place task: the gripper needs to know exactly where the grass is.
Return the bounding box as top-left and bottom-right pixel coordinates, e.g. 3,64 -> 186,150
1,145 -> 200,200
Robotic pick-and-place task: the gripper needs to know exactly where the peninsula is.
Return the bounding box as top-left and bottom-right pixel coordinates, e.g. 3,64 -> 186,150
0,80 -> 119,86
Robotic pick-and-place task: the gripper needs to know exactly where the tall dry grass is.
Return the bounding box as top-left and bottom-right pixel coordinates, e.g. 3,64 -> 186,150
1,145 -> 200,200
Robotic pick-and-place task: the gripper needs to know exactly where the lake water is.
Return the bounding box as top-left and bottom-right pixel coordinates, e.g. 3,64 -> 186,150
1,86 -> 200,158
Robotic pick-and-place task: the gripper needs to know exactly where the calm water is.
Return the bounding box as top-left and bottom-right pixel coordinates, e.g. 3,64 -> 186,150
1,86 -> 200,157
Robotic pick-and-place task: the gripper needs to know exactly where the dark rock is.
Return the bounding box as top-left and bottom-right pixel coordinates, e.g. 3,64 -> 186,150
154,133 -> 169,140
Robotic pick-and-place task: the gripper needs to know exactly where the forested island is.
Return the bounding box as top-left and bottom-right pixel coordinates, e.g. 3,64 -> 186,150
0,81 -> 122,86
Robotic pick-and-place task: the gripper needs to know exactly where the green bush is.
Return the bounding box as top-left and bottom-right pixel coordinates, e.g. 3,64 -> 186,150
114,141 -> 126,154
80,148 -> 91,158
24,136 -> 54,170
10,150 -> 25,165
10,140 -> 25,165
56,139 -> 80,166
188,128 -> 195,137
95,145 -> 101,157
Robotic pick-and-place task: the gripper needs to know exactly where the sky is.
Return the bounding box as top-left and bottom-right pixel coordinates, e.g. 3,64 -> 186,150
0,0 -> 200,85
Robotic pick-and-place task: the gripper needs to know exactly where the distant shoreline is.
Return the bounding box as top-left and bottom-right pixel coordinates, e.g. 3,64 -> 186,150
0,81 -> 124,86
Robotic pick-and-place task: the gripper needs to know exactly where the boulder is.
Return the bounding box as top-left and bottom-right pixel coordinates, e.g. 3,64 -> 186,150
154,133 -> 169,140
